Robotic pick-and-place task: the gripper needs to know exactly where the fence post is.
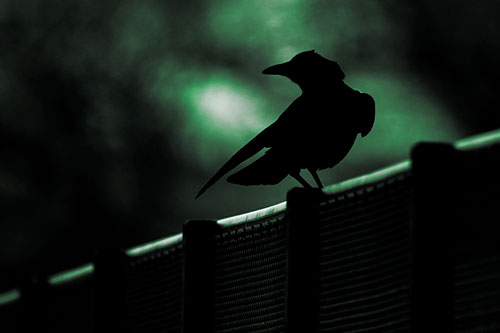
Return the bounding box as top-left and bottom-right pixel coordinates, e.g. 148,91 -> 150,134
93,249 -> 127,333
285,187 -> 323,332
411,142 -> 455,333
182,219 -> 217,333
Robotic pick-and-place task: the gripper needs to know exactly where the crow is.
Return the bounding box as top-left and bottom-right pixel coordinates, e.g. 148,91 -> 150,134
196,50 -> 374,198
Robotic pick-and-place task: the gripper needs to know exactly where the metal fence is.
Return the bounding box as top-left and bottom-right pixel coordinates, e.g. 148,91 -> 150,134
1,130 -> 500,332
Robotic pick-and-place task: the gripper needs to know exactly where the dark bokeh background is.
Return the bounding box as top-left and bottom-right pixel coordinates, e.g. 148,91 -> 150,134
1,0 -> 499,289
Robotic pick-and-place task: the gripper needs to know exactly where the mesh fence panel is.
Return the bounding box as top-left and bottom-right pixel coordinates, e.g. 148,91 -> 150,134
318,172 -> 412,332
124,242 -> 184,333
453,252 -> 500,332
451,143 -> 500,332
5,133 -> 500,332
213,213 -> 287,332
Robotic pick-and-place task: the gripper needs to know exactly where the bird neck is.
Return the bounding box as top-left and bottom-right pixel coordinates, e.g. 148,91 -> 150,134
300,80 -> 345,94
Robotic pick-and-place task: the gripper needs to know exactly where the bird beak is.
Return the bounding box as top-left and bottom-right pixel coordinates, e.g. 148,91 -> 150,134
262,62 -> 291,76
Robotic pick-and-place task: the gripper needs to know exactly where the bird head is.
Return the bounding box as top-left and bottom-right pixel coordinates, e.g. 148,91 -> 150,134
262,50 -> 345,89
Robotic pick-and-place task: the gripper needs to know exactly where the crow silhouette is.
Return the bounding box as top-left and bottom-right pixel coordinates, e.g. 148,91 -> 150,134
196,50 -> 375,198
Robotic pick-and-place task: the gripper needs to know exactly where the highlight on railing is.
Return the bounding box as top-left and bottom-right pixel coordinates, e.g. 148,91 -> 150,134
1,128 -> 499,332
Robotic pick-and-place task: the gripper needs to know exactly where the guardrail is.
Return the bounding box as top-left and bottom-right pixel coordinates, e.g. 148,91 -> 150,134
1,129 -> 500,332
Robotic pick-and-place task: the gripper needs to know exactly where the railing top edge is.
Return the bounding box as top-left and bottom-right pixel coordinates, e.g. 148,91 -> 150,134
455,128 -> 500,150
217,201 -> 287,227
0,289 -> 20,307
125,233 -> 183,257
48,262 -> 94,286
323,160 -> 411,196
216,161 -> 411,227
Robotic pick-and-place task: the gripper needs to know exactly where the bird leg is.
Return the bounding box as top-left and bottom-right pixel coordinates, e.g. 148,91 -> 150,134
308,169 -> 324,188
290,171 -> 312,188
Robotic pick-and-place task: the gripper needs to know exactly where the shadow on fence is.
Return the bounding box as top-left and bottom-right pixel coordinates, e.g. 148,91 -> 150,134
1,130 -> 500,332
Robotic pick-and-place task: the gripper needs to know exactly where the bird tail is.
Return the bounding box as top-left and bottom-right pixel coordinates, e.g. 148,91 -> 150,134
226,152 -> 288,186
195,129 -> 270,198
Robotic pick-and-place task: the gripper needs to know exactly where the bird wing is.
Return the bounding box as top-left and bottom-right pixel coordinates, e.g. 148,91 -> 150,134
195,123 -> 275,198
195,96 -> 304,198
358,92 -> 375,137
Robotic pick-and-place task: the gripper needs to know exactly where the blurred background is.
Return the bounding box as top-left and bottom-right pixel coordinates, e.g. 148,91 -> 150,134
1,0 -> 499,289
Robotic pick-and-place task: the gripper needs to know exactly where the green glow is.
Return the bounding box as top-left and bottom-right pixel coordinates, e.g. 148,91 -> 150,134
0,289 -> 20,306
145,57 -> 276,168
346,72 -> 462,162
192,81 -> 266,133
180,73 -> 274,168
145,1 -> 451,177
126,234 -> 182,257
48,263 -> 94,286
208,0 -> 319,61
455,129 -> 500,149
218,201 -> 287,227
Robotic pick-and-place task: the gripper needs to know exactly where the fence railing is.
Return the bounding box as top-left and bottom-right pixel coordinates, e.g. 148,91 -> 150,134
1,129 -> 500,332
